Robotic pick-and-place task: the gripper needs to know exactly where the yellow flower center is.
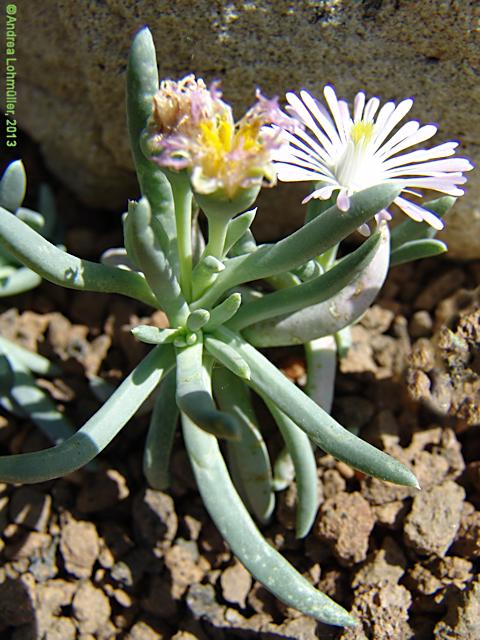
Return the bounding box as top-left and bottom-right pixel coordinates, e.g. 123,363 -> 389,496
198,113 -> 263,179
350,121 -> 375,145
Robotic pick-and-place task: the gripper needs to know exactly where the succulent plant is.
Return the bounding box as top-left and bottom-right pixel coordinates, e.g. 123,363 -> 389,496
0,27 -> 469,627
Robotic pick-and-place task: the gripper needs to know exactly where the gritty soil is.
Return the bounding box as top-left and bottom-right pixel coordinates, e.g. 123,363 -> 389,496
0,142 -> 479,640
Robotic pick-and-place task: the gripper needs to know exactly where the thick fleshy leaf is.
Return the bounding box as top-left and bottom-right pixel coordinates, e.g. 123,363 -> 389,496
0,207 -> 158,306
127,27 -> 179,275
264,399 -> 318,538
192,183 -> 401,310
0,160 -> 26,212
243,224 -> 390,346
0,345 -> 175,483
229,230 -> 381,331
213,368 -> 275,524
390,238 -> 447,266
175,339 -> 240,440
143,369 -> 178,490
182,412 -> 356,627
212,327 -> 419,488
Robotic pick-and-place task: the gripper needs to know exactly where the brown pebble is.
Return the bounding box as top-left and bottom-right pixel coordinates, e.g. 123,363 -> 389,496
404,481 -> 465,556
410,310 -> 433,338
452,508 -> 480,559
72,580 -> 111,634
220,561 -> 252,608
60,514 -> 100,578
164,540 -> 207,599
433,576 -> 480,639
315,492 -> 375,564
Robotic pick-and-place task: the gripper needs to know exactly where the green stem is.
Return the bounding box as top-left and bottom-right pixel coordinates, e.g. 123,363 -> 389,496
172,178 -> 193,300
205,215 -> 229,259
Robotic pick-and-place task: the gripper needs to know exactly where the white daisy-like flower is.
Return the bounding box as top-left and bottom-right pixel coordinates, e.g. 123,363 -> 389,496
274,85 -> 474,230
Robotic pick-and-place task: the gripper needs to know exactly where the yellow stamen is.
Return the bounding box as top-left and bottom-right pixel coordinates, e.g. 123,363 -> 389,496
351,121 -> 374,145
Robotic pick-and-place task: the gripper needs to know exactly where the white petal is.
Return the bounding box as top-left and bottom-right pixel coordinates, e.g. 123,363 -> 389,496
336,189 -> 350,211
339,100 -> 353,138
324,85 -> 348,144
300,90 -> 342,149
281,127 -> 333,164
302,185 -> 337,204
381,124 -> 438,158
373,101 -> 396,137
373,98 -> 414,149
381,142 -> 458,169
275,164 -> 326,182
275,151 -> 332,176
353,91 -> 366,122
402,177 -> 466,195
384,158 -> 474,177
394,196 -> 444,230
286,99 -> 338,157
363,96 -> 380,121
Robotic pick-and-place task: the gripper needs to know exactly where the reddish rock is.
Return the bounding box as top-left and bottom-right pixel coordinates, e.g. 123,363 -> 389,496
404,481 -> 465,557
315,492 -> 375,564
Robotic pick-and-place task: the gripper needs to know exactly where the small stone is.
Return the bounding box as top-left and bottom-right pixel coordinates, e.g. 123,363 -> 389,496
111,588 -> 132,608
410,310 -> 433,338
341,583 -> 412,640
72,580 -> 111,634
9,487 -> 52,532
164,540 -> 207,599
352,537 -> 406,589
5,531 -> 51,560
36,579 -> 76,617
321,469 -> 347,499
404,481 -> 465,556
126,619 -> 166,640
43,617 -> 76,640
59,514 -> 100,578
171,633 -> 198,640
186,583 -> 226,627
452,508 -> 480,558
182,514 -> 203,541
220,561 -> 252,608
373,500 -> 409,529
433,577 -> 480,639
315,492 -> 375,564
275,616 -> 321,639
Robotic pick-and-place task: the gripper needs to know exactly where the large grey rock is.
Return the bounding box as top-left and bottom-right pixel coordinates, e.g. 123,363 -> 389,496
16,1 -> 479,255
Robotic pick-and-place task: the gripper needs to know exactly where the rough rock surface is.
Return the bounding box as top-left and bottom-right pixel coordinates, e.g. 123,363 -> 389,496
16,1 -> 480,255
403,481 -> 465,557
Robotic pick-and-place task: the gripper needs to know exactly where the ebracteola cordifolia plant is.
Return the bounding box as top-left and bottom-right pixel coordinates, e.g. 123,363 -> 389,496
0,28 -> 473,627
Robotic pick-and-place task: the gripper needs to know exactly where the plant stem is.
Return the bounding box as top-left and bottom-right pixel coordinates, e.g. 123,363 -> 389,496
205,215 -> 229,259
172,181 -> 193,300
